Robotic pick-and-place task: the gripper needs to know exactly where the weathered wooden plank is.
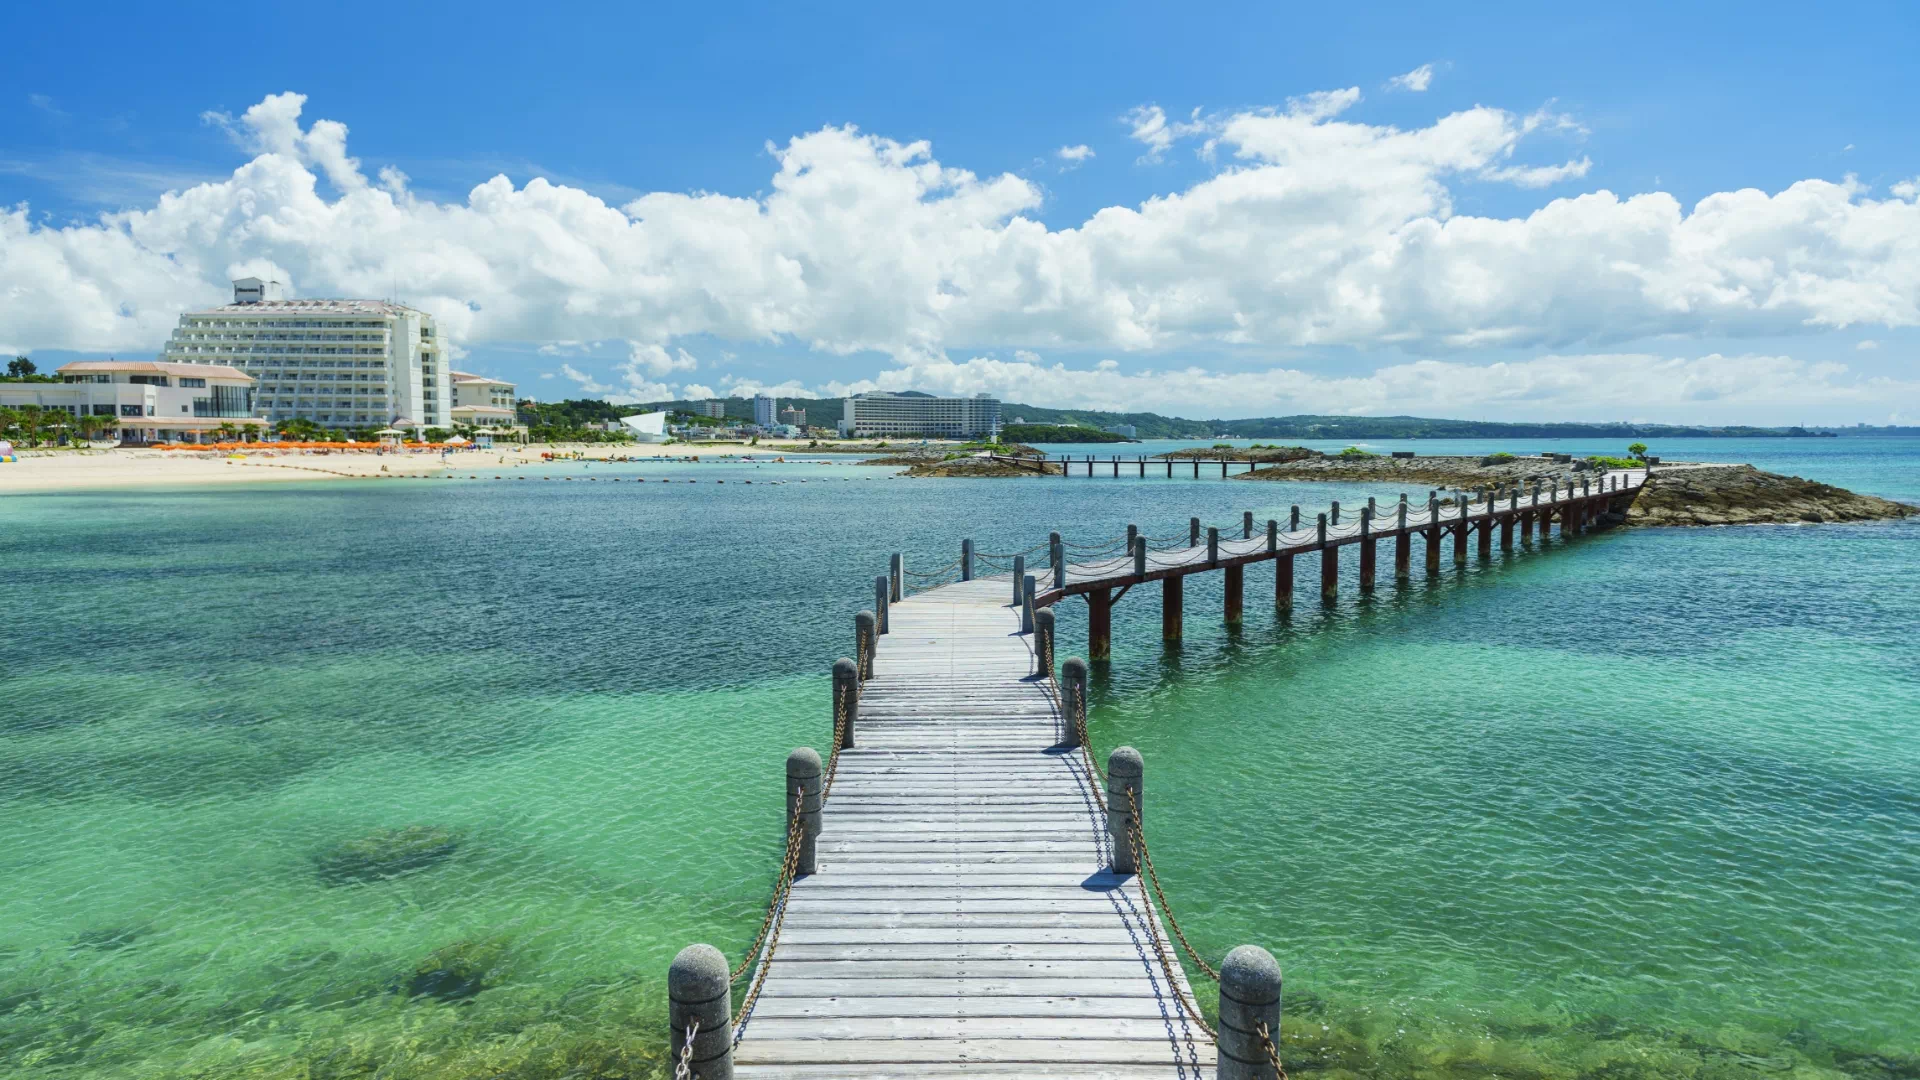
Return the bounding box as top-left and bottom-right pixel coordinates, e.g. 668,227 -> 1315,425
733,1038 -> 1211,1065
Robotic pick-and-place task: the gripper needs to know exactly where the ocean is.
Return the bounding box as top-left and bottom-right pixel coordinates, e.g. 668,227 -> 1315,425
1,437 -> 1915,1079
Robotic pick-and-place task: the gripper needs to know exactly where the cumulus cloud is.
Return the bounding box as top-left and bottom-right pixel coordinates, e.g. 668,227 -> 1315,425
1482,156 -> 1593,188
6,89 -> 1920,404
1057,144 -> 1095,165
1856,339 -> 1879,349
1388,65 -> 1435,92
1125,105 -> 1207,162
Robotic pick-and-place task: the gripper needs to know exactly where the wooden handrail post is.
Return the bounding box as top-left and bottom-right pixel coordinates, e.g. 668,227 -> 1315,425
961,539 -> 973,581
668,945 -> 735,1080
874,575 -> 890,634
1243,511 -> 1253,540
854,611 -> 875,680
1051,532 -> 1065,590
1133,535 -> 1147,577
1189,517 -> 1201,548
1034,608 -> 1055,677
1217,945 -> 1282,1080
889,552 -> 903,602
1061,657 -> 1087,747
833,658 -> 858,749
1106,746 -> 1143,874
1207,526 -> 1220,565
787,747 -> 822,875
1011,554 -> 1025,604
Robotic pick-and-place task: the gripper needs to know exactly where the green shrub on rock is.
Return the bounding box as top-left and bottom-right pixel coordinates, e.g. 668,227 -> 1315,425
315,826 -> 459,885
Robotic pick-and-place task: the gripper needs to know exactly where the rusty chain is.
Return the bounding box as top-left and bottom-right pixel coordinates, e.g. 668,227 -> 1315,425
1127,786 -> 1220,984
1123,796 -> 1216,1040
730,789 -> 807,1043
1256,1020 -> 1290,1080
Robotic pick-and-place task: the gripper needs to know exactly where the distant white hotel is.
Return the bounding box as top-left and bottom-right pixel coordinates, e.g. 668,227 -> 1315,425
159,278 -> 449,430
449,371 -> 520,431
839,392 -> 1001,440
0,360 -> 262,444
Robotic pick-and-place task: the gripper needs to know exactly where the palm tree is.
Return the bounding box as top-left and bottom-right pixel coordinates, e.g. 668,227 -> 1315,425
216,422 -> 240,442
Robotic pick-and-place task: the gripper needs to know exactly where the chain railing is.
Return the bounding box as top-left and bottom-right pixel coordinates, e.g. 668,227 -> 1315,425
674,1018 -> 699,1080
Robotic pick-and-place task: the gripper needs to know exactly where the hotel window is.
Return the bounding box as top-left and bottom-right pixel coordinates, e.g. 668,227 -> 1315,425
179,377 -> 207,388
120,404 -> 144,417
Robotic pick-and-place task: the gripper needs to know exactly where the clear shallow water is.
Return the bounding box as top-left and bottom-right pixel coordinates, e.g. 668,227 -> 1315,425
1,443 -> 1916,1079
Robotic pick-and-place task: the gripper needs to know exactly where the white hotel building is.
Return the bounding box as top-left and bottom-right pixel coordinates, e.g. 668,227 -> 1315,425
838,392 -> 1002,440
158,278 -> 450,430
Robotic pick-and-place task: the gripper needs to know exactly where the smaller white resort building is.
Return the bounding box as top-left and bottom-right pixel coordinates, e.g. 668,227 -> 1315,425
0,361 -> 262,444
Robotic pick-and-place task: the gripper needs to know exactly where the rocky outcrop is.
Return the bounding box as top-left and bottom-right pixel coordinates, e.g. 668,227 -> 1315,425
1154,445 -> 1319,463
1233,454 -> 1593,488
897,455 -> 1061,477
1625,465 -> 1915,527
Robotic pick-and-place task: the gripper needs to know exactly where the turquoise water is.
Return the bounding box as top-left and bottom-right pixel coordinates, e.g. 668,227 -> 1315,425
2,439 -> 1916,1079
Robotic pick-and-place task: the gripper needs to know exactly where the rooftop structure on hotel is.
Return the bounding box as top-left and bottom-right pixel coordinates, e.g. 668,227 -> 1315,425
838,392 -> 1001,440
0,361 -> 262,444
158,278 -> 449,431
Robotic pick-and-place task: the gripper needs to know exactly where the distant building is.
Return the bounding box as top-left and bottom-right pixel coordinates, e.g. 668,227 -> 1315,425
0,361 -> 263,444
701,400 -> 727,418
838,392 -> 1001,440
753,394 -> 778,427
1105,424 -> 1137,439
621,411 -> 671,443
159,278 -> 449,431
448,371 -> 521,431
779,405 -> 806,427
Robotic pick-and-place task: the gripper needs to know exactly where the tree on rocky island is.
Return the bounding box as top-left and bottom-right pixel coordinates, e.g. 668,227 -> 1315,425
1628,442 -> 1649,459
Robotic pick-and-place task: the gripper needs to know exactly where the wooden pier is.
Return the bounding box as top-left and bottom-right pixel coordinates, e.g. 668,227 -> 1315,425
669,471 -> 1645,1079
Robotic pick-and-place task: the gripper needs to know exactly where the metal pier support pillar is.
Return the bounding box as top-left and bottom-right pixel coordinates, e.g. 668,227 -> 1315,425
668,945 -> 735,1080
1318,513 -> 1337,604
1358,507 -> 1375,592
1478,506 -> 1493,559
1087,587 -> 1113,662
1224,564 -> 1244,625
1425,495 -> 1442,573
1500,511 -> 1514,550
1162,575 -> 1183,641
1217,946 -> 1282,1080
1394,495 -> 1410,580
787,747 -> 822,876
1106,746 -> 1143,875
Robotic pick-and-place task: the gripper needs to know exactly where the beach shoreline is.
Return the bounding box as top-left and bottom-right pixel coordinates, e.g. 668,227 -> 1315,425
0,440 -> 858,495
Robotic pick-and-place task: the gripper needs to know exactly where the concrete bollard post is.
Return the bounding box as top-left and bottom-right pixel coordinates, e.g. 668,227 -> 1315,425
1106,746 -> 1143,874
1217,945 -> 1283,1080
1127,523 -> 1138,553
1267,519 -> 1278,553
1034,608 -> 1056,677
832,658 -> 858,749
787,747 -> 822,876
1061,657 -> 1088,748
961,538 -> 974,581
1133,535 -> 1147,577
1189,517 -> 1201,547
1051,532 -> 1065,590
1290,505 -> 1301,531
668,944 -> 734,1080
1022,575 -> 1036,633
1243,511 -> 1254,540
874,575 -> 890,634
1207,526 -> 1220,565
854,611 -> 876,680
1011,554 -> 1025,604
889,552 -> 903,602
1331,500 -> 1340,526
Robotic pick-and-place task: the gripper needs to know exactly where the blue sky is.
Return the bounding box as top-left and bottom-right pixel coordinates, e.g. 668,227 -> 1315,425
4,0 -> 1918,422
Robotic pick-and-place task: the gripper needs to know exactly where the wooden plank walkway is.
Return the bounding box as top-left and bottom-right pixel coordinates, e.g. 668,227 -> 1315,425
733,578 -> 1214,1079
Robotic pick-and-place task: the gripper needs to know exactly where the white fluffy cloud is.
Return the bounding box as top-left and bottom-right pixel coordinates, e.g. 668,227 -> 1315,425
5,88 -> 1920,418
1388,64 -> 1435,92
1057,144 -> 1095,164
